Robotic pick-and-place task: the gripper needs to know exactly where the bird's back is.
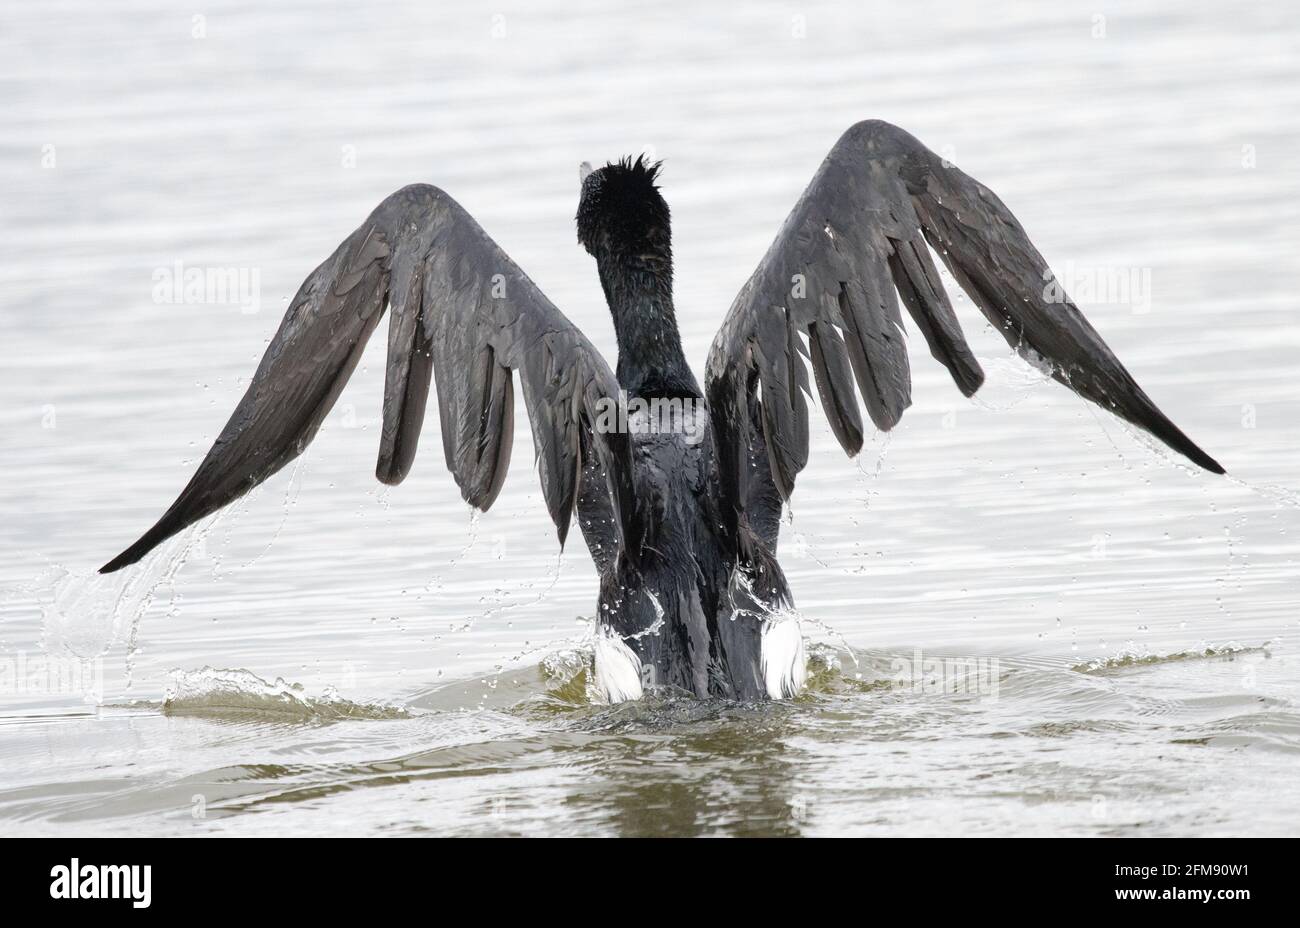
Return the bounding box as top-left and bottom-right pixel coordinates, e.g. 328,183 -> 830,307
595,405 -> 767,699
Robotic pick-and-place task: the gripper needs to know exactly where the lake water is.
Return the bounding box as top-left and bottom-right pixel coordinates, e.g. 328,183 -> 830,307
2,0 -> 1298,836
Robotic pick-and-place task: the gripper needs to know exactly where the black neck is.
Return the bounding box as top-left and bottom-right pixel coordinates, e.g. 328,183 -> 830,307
596,252 -> 700,399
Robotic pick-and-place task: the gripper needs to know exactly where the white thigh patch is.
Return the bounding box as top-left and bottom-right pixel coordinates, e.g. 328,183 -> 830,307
761,617 -> 807,699
593,627 -> 644,703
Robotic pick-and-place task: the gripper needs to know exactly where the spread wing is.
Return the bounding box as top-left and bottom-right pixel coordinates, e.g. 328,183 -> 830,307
706,119 -> 1223,553
102,184 -> 634,574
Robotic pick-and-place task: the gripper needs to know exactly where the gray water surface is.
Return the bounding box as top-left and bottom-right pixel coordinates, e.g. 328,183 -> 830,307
2,0 -> 1298,836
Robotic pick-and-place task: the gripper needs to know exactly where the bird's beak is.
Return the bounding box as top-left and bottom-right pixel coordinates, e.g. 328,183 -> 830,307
579,161 -> 593,187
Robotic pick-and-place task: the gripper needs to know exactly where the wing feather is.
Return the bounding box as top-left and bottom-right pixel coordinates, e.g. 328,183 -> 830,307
102,184 -> 632,573
705,119 -> 1223,555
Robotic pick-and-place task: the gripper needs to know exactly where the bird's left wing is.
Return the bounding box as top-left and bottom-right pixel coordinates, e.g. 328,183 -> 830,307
705,120 -> 1223,556
102,184 -> 635,573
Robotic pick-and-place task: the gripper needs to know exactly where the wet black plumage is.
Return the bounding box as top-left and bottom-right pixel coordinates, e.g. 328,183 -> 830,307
101,120 -> 1225,700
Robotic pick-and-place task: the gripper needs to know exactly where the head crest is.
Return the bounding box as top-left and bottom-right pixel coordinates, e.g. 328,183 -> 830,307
576,153 -> 671,258
608,154 -> 663,187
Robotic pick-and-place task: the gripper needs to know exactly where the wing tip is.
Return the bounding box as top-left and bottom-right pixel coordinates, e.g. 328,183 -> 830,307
555,509 -> 572,549
1186,444 -> 1227,476
98,506 -> 194,574
99,542 -> 146,574
957,364 -> 986,398
1135,404 -> 1226,475
375,459 -> 409,486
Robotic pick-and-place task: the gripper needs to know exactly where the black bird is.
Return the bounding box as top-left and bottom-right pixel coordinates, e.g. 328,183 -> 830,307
101,120 -> 1224,701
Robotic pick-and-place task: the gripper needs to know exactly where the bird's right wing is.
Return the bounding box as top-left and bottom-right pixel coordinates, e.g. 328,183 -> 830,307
102,184 -> 635,574
706,120 -> 1223,554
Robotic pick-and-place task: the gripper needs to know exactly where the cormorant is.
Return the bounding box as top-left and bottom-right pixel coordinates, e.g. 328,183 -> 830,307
101,120 -> 1224,701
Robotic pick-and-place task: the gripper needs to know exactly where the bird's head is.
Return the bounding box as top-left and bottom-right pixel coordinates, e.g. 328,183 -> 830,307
575,155 -> 671,265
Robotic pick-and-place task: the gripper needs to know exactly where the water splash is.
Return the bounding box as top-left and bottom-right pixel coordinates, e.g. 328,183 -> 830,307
1083,401 -> 1216,482
23,524 -> 205,684
451,549 -> 565,635
161,666 -> 408,721
218,456 -> 307,574
1072,641 -> 1268,674
417,506 -> 482,600
970,347 -> 1055,412
1228,476 -> 1300,510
